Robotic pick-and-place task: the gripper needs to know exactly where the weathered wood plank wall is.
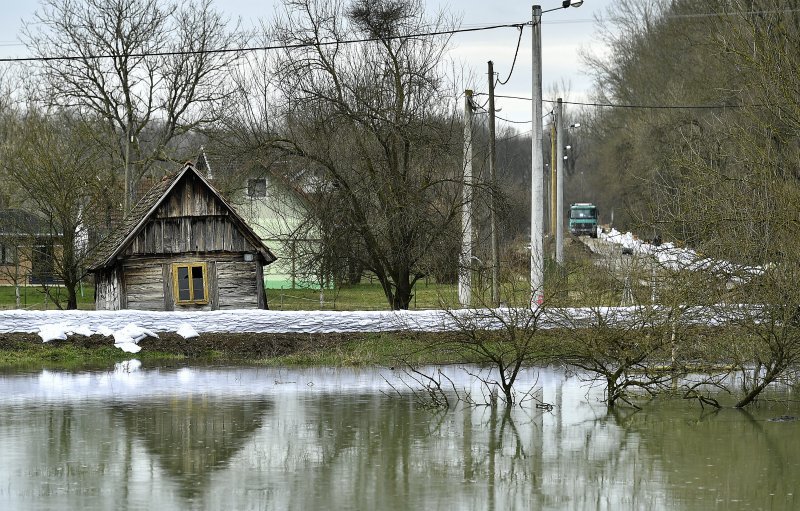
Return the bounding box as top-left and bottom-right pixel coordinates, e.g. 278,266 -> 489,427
95,267 -> 123,310
111,255 -> 262,311
216,261 -> 259,309
124,216 -> 251,255
122,173 -> 255,257
124,263 -> 165,310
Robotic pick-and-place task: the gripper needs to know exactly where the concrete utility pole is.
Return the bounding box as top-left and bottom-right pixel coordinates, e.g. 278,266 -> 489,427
488,62 -> 500,307
556,97 -> 564,265
530,5 -> 544,306
124,130 -> 130,213
550,116 -> 557,236
459,89 -> 474,308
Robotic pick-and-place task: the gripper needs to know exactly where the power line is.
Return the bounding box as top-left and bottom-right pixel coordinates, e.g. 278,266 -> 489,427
499,130 -> 532,142
0,21 -> 527,63
559,99 -> 752,110
488,94 -> 755,110
3,6 -> 798,61
664,8 -> 800,19
496,115 -> 531,124
482,94 -> 534,102
495,26 -> 523,86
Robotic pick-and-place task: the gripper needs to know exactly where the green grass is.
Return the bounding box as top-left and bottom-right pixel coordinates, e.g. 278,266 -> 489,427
255,333 -> 414,366
267,280 -> 463,310
254,330 -> 559,367
253,333 -> 469,366
0,323 -> 744,373
0,240 -> 613,312
0,284 -> 95,310
264,272 -> 575,311
2,280 -> 459,311
0,343 -> 183,371
0,332 -> 484,370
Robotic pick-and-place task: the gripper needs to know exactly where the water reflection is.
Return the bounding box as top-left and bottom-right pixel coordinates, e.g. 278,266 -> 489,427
620,404 -> 800,510
115,397 -> 272,500
0,365 -> 797,510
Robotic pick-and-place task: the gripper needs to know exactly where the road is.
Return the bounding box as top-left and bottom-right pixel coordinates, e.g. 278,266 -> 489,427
579,235 -> 661,305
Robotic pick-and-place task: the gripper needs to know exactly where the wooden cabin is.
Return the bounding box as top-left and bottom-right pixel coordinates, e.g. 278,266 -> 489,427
88,162 -> 277,311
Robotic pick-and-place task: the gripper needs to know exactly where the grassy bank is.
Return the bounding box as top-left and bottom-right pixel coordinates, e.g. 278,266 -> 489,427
0,334 -> 183,371
0,331 -> 493,371
0,325 -> 768,380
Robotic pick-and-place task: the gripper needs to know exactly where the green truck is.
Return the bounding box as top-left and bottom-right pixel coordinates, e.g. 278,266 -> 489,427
569,203 -> 599,238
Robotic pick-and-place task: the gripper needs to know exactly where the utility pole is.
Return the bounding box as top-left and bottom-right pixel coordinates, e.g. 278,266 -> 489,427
124,129 -> 130,213
530,5 -> 544,306
550,116 -> 557,236
488,61 -> 500,307
459,89 -> 474,308
556,98 -> 564,265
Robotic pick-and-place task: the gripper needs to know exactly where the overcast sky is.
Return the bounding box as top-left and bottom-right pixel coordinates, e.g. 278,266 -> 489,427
0,0 -> 612,128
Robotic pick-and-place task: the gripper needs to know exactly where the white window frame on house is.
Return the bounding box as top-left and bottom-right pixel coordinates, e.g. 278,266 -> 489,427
172,262 -> 209,305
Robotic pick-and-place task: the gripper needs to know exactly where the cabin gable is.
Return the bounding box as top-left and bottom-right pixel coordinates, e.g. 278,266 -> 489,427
122,171 -> 261,257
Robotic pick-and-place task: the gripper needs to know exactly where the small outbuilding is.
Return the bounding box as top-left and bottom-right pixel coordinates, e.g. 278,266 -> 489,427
88,162 -> 277,311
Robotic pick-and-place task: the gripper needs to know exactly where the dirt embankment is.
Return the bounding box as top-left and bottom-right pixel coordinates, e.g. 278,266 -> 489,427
0,331 -> 371,360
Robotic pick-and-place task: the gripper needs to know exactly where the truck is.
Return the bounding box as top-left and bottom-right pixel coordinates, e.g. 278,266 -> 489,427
569,203 -> 599,238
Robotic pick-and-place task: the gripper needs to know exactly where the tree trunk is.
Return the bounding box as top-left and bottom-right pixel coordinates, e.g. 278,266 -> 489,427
607,377 -> 619,408
66,281 -> 78,310
392,276 -> 413,310
347,258 -> 363,285
734,367 -> 780,408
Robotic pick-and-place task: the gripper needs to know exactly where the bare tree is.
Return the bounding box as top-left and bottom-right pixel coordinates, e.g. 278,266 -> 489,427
260,0 -> 464,310
21,0 -> 247,210
2,111 -> 114,309
548,251 -> 678,408
588,0 -> 800,408
0,70 -> 15,207
441,306 -> 548,406
398,262 -> 555,407
581,0 -> 742,232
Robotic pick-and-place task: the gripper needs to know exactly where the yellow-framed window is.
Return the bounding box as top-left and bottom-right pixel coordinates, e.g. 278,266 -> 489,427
172,262 -> 209,305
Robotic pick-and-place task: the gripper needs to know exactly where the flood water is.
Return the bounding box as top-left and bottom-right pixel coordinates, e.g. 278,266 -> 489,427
0,363 -> 798,511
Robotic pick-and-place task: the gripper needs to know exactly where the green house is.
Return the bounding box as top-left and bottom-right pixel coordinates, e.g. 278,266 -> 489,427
196,149 -> 322,290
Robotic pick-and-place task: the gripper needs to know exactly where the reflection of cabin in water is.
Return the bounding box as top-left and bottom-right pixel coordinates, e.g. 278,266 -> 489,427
87,162 -> 276,310
115,397 -> 272,501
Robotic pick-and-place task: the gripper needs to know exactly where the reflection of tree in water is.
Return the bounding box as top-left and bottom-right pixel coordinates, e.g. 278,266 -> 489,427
496,397 -> 665,510
115,396 -> 272,500
284,392 -> 444,508
617,403 -> 800,510
282,392 -> 543,511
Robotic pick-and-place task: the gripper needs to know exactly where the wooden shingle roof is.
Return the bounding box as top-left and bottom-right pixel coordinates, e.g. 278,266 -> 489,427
87,162 -> 277,271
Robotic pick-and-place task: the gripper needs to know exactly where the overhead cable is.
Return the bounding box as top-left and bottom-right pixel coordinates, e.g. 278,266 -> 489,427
486,94 -> 755,110
0,22 -> 526,63
495,26 -> 524,86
